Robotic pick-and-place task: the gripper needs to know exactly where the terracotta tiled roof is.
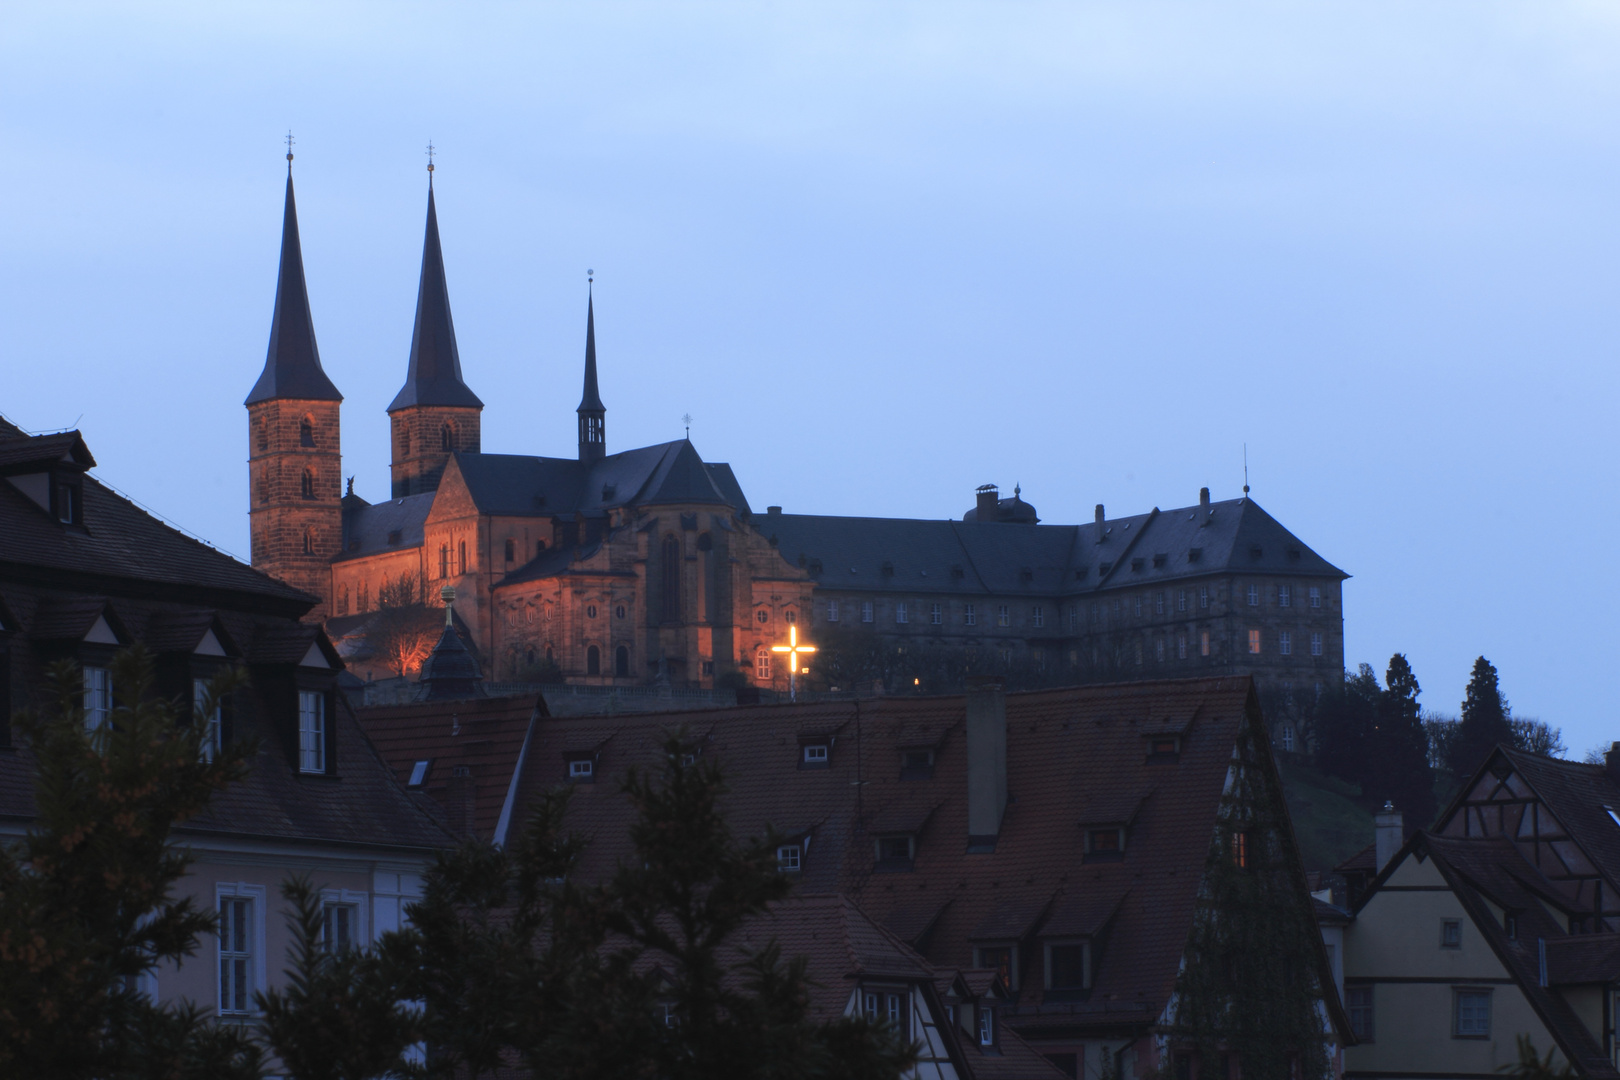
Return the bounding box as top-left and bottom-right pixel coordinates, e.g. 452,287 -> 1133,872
490,676 -> 1263,1037
356,694 -> 546,841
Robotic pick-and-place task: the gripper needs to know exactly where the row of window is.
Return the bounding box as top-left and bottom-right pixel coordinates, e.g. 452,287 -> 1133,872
83,667 -> 228,764
824,587 -> 1327,631
215,886 -> 362,1017
1345,985 -> 1494,1041
1246,629 -> 1327,657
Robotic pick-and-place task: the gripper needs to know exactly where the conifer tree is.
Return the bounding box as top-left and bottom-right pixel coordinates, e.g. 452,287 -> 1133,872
0,650 -> 261,1080
1450,656 -> 1514,780
1315,664 -> 1381,787
1371,654 -> 1435,829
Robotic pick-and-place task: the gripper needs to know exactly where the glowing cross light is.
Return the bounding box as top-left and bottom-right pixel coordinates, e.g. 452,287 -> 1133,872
771,623 -> 816,702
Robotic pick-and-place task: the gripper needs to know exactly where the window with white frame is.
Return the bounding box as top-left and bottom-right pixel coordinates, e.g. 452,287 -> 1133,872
193,678 -> 221,762
802,743 -> 828,766
298,690 -> 325,773
1155,638 -> 1165,662
1155,592 -> 1165,615
997,605 -> 1009,627
569,758 -> 594,780
1177,589 -> 1187,612
1281,725 -> 1296,753
1133,595 -> 1142,617
861,601 -> 874,623
1032,606 -> 1044,628
1248,629 -> 1261,655
896,602 -> 908,624
930,603 -> 942,625
322,900 -> 359,953
1279,631 -> 1292,656
776,844 -> 801,872
1199,585 -> 1209,609
978,1004 -> 995,1046
1247,584 -> 1259,606
756,647 -> 771,679
1310,632 -> 1323,657
1279,585 -> 1292,607
965,604 -> 976,626
1177,635 -> 1187,660
1454,988 -> 1491,1038
1309,586 -> 1322,608
84,665 -> 112,734
827,600 -> 839,622
216,885 -> 264,1016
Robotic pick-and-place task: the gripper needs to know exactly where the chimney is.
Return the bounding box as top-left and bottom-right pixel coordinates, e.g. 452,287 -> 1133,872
1606,742 -> 1620,788
1375,800 -> 1404,873
975,484 -> 999,522
1094,503 -> 1106,541
1200,487 -> 1210,509
966,676 -> 1008,851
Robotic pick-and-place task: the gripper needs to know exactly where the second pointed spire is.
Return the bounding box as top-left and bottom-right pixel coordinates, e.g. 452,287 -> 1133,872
389,184 -> 482,412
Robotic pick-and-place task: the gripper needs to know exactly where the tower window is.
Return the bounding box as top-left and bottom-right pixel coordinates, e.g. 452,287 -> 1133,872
299,417 -> 315,447
439,544 -> 449,580
302,528 -> 314,556
756,647 -> 771,680
458,541 -> 467,575
441,424 -> 454,452
1309,586 -> 1322,608
300,469 -> 315,500
400,430 -> 411,457
1310,632 -> 1324,656
661,536 -> 682,622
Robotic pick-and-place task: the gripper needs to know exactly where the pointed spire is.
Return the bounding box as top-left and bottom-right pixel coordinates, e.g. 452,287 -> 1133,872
387,183 -> 483,412
577,274 -> 606,462
245,170 -> 342,405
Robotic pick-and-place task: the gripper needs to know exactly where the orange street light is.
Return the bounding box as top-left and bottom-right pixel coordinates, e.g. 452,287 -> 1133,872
771,624 -> 816,702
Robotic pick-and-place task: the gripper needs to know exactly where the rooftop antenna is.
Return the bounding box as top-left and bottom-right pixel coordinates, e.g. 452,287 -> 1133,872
1243,443 -> 1250,497
284,130 -> 295,172
682,413 -> 692,439
425,140 -> 436,185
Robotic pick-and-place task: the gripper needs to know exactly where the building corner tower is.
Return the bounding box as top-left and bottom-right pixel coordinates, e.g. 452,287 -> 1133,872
246,163 -> 343,621
388,178 -> 483,496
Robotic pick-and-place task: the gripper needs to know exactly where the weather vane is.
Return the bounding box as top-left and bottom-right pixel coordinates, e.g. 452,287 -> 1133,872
588,267 -> 594,283
285,130 -> 295,169
682,413 -> 692,439
425,140 -> 436,181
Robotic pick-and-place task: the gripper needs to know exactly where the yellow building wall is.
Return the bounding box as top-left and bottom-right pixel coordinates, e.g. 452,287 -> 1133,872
1343,853 -> 1564,1077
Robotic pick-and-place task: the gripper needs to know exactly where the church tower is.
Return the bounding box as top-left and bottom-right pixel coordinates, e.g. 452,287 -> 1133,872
388,175 -> 483,496
577,282 -> 605,463
246,160 -> 343,620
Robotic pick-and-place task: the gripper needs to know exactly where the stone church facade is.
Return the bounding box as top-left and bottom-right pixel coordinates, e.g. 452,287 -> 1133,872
245,169 -> 1347,717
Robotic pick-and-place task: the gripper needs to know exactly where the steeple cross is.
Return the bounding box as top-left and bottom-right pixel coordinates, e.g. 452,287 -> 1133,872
285,130 -> 295,168
771,623 -> 816,702
682,413 -> 692,439
426,140 -> 436,180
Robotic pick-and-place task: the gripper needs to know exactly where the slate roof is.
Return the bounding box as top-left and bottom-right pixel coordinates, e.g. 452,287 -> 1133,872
1492,748 -> 1620,887
355,694 -> 545,842
577,290 -> 604,414
244,173 -> 342,405
0,428 -> 313,613
0,429 -> 95,471
388,185 -> 483,412
338,492 -> 434,563
762,496 -> 1346,597
0,674 -> 451,853
474,676 -> 1304,1041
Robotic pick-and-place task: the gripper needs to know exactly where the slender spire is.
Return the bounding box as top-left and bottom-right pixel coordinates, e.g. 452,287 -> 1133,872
387,179 -> 483,412
577,272 -> 606,462
246,162 -> 341,405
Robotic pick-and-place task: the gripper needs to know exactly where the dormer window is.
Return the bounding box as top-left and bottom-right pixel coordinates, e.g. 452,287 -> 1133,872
1187,548 -> 1202,563
1085,827 -> 1124,861
297,690 -> 326,774
568,757 -> 595,782
1045,941 -> 1091,994
900,748 -> 934,780
974,945 -> 1016,990
776,844 -> 801,873
978,1005 -> 995,1047
875,835 -> 915,871
1147,734 -> 1180,759
801,743 -> 829,768
55,481 -> 78,525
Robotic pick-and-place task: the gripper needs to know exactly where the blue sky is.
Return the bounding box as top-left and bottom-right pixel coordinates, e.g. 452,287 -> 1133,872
4,3 -> 1617,755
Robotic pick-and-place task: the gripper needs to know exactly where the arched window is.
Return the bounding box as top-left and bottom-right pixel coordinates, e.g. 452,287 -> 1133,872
299,416 -> 315,447
661,535 -> 681,623
615,645 -> 629,677
505,538 -> 515,562
439,544 -> 449,579
338,585 -> 349,615
458,540 -> 467,575
441,424 -> 454,452
586,646 -> 601,676
300,469 -> 315,500
755,647 -> 771,680
302,528 -> 314,555
358,582 -> 368,612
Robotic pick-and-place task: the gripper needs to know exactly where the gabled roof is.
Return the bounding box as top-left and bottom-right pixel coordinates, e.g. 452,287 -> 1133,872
338,491 -> 434,562
0,429 -> 95,473
387,185 -> 483,412
0,435 -> 313,612
245,173 -> 342,406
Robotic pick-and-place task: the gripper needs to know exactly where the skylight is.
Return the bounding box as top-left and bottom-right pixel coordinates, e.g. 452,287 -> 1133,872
408,760 -> 431,786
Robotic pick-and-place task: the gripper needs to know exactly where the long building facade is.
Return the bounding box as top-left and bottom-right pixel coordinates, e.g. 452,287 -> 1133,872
246,167 -> 1347,736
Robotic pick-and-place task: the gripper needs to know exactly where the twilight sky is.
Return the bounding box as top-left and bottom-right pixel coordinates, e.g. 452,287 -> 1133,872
4,3 -> 1617,755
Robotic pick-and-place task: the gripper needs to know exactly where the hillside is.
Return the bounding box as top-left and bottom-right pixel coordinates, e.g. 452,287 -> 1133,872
1277,759 -> 1376,873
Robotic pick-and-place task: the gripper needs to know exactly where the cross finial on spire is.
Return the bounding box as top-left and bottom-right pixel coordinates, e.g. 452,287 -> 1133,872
425,140 -> 436,185
682,413 -> 692,439
285,130 -> 295,171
